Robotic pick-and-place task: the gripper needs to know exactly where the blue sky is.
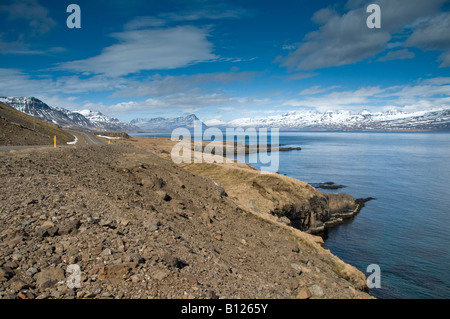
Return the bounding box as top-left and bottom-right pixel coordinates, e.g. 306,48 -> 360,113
0,0 -> 449,124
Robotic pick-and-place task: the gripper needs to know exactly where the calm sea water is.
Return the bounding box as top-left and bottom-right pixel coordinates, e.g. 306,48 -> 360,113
134,131 -> 450,299
250,131 -> 450,299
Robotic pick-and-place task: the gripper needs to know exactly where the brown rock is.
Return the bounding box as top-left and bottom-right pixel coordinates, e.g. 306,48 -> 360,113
125,252 -> 145,264
141,176 -> 165,189
290,263 -> 303,275
34,267 -> 65,289
7,235 -> 23,248
3,261 -> 19,269
17,290 -> 35,299
310,284 -> 324,297
156,191 -> 171,201
153,271 -> 168,281
38,226 -> 59,237
10,279 -> 29,291
97,263 -> 135,280
0,266 -> 14,282
181,273 -> 198,286
144,218 -> 160,232
297,287 -> 312,299
41,220 -> 55,228
163,253 -> 179,268
58,219 -> 81,235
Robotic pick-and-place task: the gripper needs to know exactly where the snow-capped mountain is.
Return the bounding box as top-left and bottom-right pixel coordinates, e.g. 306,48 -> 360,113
74,109 -> 138,132
0,97 -> 138,132
0,96 -> 91,127
130,114 -> 208,131
224,109 -> 450,131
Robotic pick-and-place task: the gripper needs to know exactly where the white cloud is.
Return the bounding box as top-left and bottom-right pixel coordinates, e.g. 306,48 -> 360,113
281,8 -> 390,70
0,0 -> 56,35
282,44 -> 297,50
124,16 -> 167,30
438,51 -> 450,68
405,12 -> 450,67
299,85 -> 341,95
280,0 -> 447,70
286,73 -> 319,80
113,71 -> 257,97
58,26 -> 218,76
204,118 -> 227,126
422,77 -> 450,85
0,0 -> 57,54
283,86 -> 385,111
100,90 -> 272,116
107,91 -> 233,113
377,49 -> 415,62
311,8 -> 339,25
282,78 -> 450,112
124,2 -> 248,30
218,107 -> 236,111
160,7 -> 246,22
0,68 -> 125,96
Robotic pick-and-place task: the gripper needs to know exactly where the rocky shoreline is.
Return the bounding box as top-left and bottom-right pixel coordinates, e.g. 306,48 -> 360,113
192,141 -> 301,155
310,182 -> 346,190
304,197 -> 375,236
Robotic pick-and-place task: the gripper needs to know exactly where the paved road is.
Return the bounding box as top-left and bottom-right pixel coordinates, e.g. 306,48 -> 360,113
0,130 -> 106,152
0,145 -> 54,152
74,131 -> 106,145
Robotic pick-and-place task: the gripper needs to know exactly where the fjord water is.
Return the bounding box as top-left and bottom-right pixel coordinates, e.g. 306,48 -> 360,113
251,132 -> 450,299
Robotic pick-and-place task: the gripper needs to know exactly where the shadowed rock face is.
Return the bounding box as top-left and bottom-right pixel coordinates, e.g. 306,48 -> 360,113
273,193 -> 361,235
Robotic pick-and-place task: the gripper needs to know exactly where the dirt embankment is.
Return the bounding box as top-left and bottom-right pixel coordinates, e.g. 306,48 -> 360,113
0,144 -> 372,299
0,102 -> 73,146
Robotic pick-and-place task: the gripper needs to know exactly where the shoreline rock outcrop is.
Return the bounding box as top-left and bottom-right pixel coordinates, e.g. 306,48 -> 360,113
275,193 -> 374,236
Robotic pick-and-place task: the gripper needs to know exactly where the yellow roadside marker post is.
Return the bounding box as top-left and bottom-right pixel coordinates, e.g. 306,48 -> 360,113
54,136 -> 56,148
108,140 -> 111,145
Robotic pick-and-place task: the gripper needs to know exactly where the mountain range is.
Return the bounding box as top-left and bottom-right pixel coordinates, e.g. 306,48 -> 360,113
2,96 -> 450,132
130,114 -> 208,132
0,97 -> 138,132
222,109 -> 450,131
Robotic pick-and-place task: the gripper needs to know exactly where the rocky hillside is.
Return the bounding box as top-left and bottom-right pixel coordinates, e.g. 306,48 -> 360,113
0,144 -> 372,299
123,137 -> 372,236
0,102 -> 73,146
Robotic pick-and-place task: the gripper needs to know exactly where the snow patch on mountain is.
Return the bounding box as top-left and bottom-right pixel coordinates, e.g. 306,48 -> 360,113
0,97 -> 138,132
224,108 -> 450,131
130,114 -> 208,131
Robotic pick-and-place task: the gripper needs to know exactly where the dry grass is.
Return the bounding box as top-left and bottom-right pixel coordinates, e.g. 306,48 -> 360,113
0,102 -> 73,145
118,136 -> 322,218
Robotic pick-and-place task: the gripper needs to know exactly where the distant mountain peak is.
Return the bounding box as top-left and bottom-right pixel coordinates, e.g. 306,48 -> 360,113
130,113 -> 207,132
75,109 -> 95,117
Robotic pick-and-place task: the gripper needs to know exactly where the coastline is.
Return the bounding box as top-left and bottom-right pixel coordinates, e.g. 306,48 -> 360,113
117,136 -> 374,295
